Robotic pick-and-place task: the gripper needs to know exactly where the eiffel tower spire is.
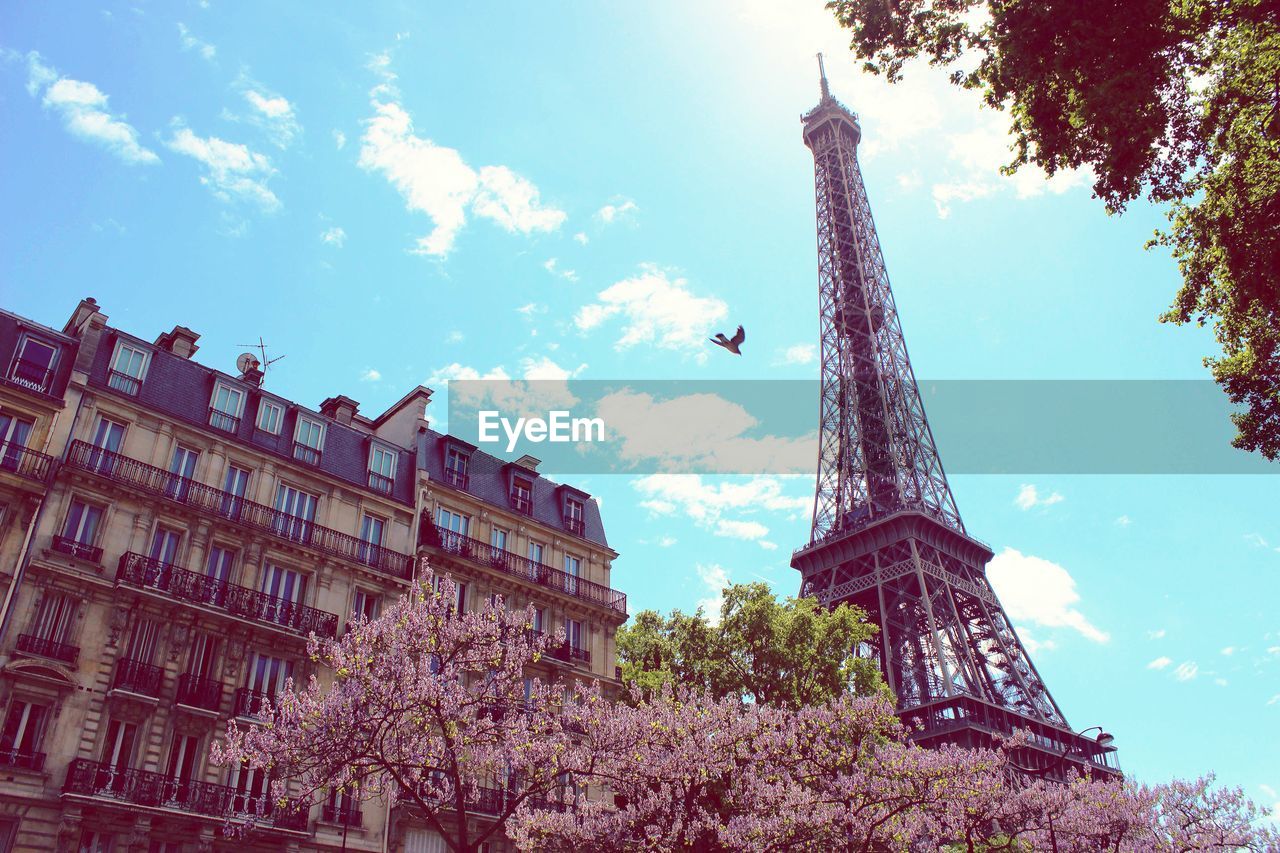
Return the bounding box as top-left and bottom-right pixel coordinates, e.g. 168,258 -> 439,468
792,60 -> 1119,778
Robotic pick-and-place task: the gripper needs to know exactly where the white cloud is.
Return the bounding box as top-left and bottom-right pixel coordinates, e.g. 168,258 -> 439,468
1221,646 -> 1236,656
1147,656 -> 1172,670
1115,515 -> 1133,527
1014,483 -> 1064,511
573,231 -> 589,245
516,302 -> 544,317
575,264 -> 727,354
1244,532 -> 1269,548
1269,694 -> 1280,707
633,476 -> 810,536
321,226 -> 346,247
166,124 -> 280,210
427,362 -> 511,386
177,23 -> 216,60
240,86 -> 301,148
360,368 -> 381,382
1173,661 -> 1199,682
519,355 -> 586,381
596,198 -> 638,224
446,330 -> 465,343
697,563 -> 730,620
25,53 -> 159,166
714,519 -> 770,540
773,343 -> 817,366
986,547 -> 1108,643
1214,677 -> 1228,687
1019,627 -> 1057,655
543,257 -> 578,282
896,170 -> 923,191
333,129 -> 347,149
1147,628 -> 1166,640
358,57 -> 564,257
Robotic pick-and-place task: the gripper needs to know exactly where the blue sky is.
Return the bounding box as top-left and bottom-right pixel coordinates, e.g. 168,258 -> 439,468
3,0 -> 1278,813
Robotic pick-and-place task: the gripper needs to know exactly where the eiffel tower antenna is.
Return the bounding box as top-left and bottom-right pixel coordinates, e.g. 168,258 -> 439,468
792,68 -> 1119,780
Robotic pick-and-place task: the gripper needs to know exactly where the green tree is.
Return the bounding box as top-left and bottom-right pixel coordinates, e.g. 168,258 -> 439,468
828,0 -> 1280,458
616,581 -> 884,709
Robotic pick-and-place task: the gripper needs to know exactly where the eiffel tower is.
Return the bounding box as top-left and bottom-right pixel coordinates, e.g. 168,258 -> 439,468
791,57 -> 1118,778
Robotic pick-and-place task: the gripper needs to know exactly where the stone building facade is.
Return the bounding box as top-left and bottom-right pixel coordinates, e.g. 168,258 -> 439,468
0,298 -> 624,853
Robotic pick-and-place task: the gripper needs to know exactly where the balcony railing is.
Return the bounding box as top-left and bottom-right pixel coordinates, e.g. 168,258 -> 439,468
443,467 -> 470,491
51,535 -> 102,563
292,442 -> 322,466
67,442 -> 414,580
208,407 -> 241,434
368,471 -> 394,495
117,552 -> 339,639
322,804 -> 363,826
547,643 -> 591,666
107,369 -> 141,396
6,357 -> 55,395
0,749 -> 46,771
420,524 -> 626,614
234,687 -> 273,719
176,673 -> 224,712
16,633 -> 79,665
63,758 -> 308,831
0,441 -> 56,484
111,658 -> 165,698
509,492 -> 533,516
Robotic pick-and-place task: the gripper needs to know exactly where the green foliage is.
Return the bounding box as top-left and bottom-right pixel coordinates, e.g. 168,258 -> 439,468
616,581 -> 885,709
829,0 -> 1280,458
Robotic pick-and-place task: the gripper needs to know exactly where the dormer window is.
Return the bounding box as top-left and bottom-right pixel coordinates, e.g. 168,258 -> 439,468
565,497 -> 585,537
108,340 -> 150,396
208,382 -> 246,434
8,334 -> 59,394
444,447 -> 470,490
510,477 -> 533,516
368,443 -> 396,495
256,399 -> 283,435
292,415 -> 325,466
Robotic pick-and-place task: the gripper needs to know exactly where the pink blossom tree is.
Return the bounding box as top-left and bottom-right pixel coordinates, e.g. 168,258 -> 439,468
213,568 -> 597,853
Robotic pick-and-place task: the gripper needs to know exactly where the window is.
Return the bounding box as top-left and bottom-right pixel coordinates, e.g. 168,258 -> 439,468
108,341 -> 149,395
510,477 -> 533,514
351,589 -> 380,623
528,541 -> 545,566
186,632 -> 220,680
167,445 -> 199,502
293,415 -> 325,465
436,507 -> 469,537
228,760 -> 270,817
209,382 -> 245,433
430,576 -> 466,612
490,527 -> 507,551
567,618 -> 584,650
444,447 -> 470,490
9,334 -> 59,393
244,652 -> 293,703
78,831 -> 115,853
205,545 -> 236,586
0,412 -> 34,472
358,514 -> 385,565
274,484 -> 318,542
369,443 -> 396,494
1,698 -> 49,769
403,829 -> 449,853
256,399 -> 283,435
532,607 -> 545,634
325,783 -> 362,826
260,564 -> 307,628
123,617 -> 160,665
564,554 -> 582,596
86,415 -> 126,474
220,464 -> 251,518
565,497 -> 585,536
29,593 -> 75,643
148,525 -> 182,566
58,498 -> 103,560
165,732 -> 201,794
100,718 -> 138,781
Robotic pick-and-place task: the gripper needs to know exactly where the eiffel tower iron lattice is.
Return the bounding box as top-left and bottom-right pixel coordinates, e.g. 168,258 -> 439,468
791,57 -> 1118,779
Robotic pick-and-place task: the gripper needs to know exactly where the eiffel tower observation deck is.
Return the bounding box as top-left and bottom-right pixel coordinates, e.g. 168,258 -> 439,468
791,56 -> 1118,779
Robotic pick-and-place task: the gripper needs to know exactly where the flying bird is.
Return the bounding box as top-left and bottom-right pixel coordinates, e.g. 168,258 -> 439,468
710,325 -> 745,355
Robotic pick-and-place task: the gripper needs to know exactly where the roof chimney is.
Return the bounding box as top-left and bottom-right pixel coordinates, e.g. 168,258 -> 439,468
320,395 -> 359,425
155,325 -> 201,359
513,454 -> 541,473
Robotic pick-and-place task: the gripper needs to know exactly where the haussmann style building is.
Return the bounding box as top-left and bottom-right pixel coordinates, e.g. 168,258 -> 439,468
0,298 -> 626,853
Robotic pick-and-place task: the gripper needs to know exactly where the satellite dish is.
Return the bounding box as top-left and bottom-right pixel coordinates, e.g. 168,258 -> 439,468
237,352 -> 261,374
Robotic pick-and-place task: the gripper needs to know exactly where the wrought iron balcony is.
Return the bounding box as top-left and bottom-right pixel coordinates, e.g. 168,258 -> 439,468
443,467 -> 470,491
292,442 -> 322,467
234,687 -> 273,719
547,643 -> 591,666
116,552 -> 339,639
321,804 -> 363,827
107,369 -> 141,396
419,524 -> 626,614
16,633 -> 78,665
207,407 -> 241,434
368,471 -> 394,495
176,673 -> 224,712
111,658 -> 164,698
0,749 -> 46,772
62,758 -> 308,831
51,535 -> 102,563
6,357 -> 55,395
67,441 -> 414,580
0,441 -> 56,484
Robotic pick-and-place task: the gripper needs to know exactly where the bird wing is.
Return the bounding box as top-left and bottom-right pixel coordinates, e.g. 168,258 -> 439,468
731,325 -> 745,346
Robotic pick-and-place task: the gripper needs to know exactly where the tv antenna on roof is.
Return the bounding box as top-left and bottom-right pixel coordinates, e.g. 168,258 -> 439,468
236,337 -> 286,376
